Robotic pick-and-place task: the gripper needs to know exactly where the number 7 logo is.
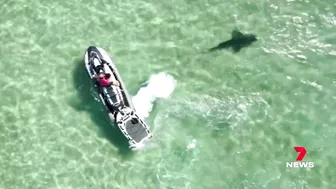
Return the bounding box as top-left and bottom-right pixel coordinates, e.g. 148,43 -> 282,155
294,146 -> 307,161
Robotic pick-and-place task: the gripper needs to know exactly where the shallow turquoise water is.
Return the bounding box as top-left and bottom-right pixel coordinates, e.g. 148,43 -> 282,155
0,0 -> 336,189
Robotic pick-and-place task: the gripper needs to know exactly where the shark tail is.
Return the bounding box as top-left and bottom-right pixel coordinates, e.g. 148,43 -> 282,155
208,47 -> 217,52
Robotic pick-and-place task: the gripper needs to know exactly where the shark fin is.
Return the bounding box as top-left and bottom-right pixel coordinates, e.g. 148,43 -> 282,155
233,46 -> 242,53
232,30 -> 244,38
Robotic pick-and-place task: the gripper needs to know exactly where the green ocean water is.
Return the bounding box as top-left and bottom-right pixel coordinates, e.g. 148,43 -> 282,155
1,0 -> 336,188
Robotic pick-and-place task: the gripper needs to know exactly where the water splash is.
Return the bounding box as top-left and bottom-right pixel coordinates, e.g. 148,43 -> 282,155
187,139 -> 197,150
132,72 -> 176,119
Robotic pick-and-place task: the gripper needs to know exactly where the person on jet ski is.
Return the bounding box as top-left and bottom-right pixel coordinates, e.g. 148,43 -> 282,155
93,73 -> 120,87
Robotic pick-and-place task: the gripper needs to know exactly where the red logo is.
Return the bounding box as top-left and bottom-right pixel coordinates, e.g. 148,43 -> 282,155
294,146 -> 307,161
286,146 -> 313,168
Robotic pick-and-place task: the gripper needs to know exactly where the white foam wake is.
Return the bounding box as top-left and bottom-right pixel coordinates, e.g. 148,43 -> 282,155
132,72 -> 176,119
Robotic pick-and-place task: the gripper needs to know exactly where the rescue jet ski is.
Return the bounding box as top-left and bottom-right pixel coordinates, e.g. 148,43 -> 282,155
84,46 -> 152,150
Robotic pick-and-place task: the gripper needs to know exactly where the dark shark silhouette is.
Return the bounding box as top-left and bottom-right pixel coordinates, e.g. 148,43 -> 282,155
208,30 -> 257,53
